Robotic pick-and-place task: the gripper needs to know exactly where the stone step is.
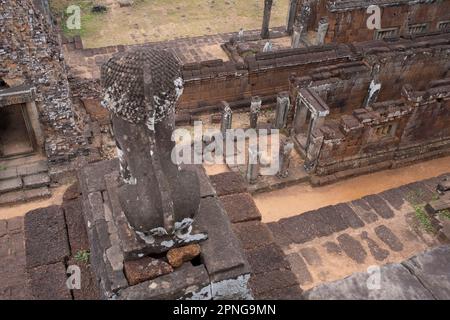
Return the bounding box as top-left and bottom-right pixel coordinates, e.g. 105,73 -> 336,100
17,160 -> 48,177
0,177 -> 23,194
0,187 -> 52,207
23,173 -> 51,189
0,160 -> 48,183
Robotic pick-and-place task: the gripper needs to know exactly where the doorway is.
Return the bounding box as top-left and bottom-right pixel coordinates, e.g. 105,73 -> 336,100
0,104 -> 35,158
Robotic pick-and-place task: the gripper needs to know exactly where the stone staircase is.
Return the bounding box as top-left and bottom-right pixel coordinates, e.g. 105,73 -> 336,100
0,159 -> 52,206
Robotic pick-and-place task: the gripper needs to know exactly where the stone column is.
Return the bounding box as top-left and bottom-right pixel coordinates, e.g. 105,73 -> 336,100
277,138 -> 294,178
274,92 -> 290,129
317,17 -> 329,45
261,0 -> 273,39
250,96 -> 262,129
306,115 -> 325,150
291,20 -> 303,48
220,101 -> 233,138
363,64 -> 381,108
246,146 -> 260,184
291,3 -> 311,48
286,0 -> 299,34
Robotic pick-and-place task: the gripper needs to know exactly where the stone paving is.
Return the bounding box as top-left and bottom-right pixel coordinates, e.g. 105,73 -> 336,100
63,27 -> 287,79
1,170 -> 449,299
305,245 -> 450,300
211,172 -> 303,299
267,173 -> 450,291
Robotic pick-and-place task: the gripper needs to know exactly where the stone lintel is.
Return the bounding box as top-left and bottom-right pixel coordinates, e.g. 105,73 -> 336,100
298,88 -> 330,117
0,84 -> 35,108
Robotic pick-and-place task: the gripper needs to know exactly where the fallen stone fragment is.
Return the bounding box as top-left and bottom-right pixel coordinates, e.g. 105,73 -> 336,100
167,244 -> 201,268
124,257 -> 173,286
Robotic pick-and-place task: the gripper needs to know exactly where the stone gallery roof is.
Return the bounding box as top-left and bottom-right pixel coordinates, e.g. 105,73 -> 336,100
101,48 -> 183,127
327,0 -> 438,11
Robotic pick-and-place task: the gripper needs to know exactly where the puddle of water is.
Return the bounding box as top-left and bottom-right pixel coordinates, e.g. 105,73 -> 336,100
255,156 -> 450,223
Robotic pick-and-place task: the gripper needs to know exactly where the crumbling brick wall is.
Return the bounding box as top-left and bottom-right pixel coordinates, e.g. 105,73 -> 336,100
301,0 -> 450,43
0,0 -> 88,164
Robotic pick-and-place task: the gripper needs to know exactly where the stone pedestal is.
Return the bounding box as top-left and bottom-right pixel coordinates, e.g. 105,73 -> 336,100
78,160 -> 252,300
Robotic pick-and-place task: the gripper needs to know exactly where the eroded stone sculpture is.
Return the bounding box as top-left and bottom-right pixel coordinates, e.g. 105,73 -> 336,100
101,48 -> 206,251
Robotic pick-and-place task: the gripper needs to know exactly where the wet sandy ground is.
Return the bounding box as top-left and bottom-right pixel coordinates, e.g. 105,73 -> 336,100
255,156 -> 450,223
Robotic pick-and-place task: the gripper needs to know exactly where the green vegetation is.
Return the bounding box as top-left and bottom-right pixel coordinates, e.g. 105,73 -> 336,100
49,0 -> 290,48
0,165 -> 6,171
74,250 -> 90,263
439,209 -> 450,220
406,189 -> 437,233
49,0 -> 106,38
413,204 -> 435,233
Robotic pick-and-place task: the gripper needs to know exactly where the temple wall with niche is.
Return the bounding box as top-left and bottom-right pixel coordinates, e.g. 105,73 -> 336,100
293,0 -> 450,44
0,0 -> 90,171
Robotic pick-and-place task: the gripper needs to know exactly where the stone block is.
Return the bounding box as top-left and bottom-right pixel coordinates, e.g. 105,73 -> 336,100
24,206 -> 70,268
28,262 -> 72,300
0,190 -> 25,206
363,194 -> 395,219
167,244 -> 201,268
0,167 -> 18,180
266,222 -> 294,248
231,221 -> 274,250
246,243 -> 290,275
334,203 -> 365,229
374,225 -> 403,252
0,177 -> 23,193
286,253 -> 313,286
278,211 -> 322,244
258,285 -> 303,300
350,199 -> 379,224
118,264 -> 211,300
209,172 -> 247,196
22,173 -> 50,189
124,257 -> 173,286
17,160 -> 48,176
63,198 -> 90,252
68,258 -> 101,300
78,159 -> 118,193
63,182 -> 81,201
0,219 -> 6,237
402,245 -> 450,300
304,263 -> 435,300
183,164 -> 216,198
23,187 -> 51,201
380,188 -> 408,210
249,269 -> 299,296
336,233 -> 367,264
220,193 -> 262,223
197,197 -> 250,282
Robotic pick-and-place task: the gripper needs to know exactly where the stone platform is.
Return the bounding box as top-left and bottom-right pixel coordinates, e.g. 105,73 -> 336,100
78,159 -> 252,300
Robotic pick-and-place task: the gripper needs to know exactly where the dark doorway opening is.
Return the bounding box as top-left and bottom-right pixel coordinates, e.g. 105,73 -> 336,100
0,104 -> 35,158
